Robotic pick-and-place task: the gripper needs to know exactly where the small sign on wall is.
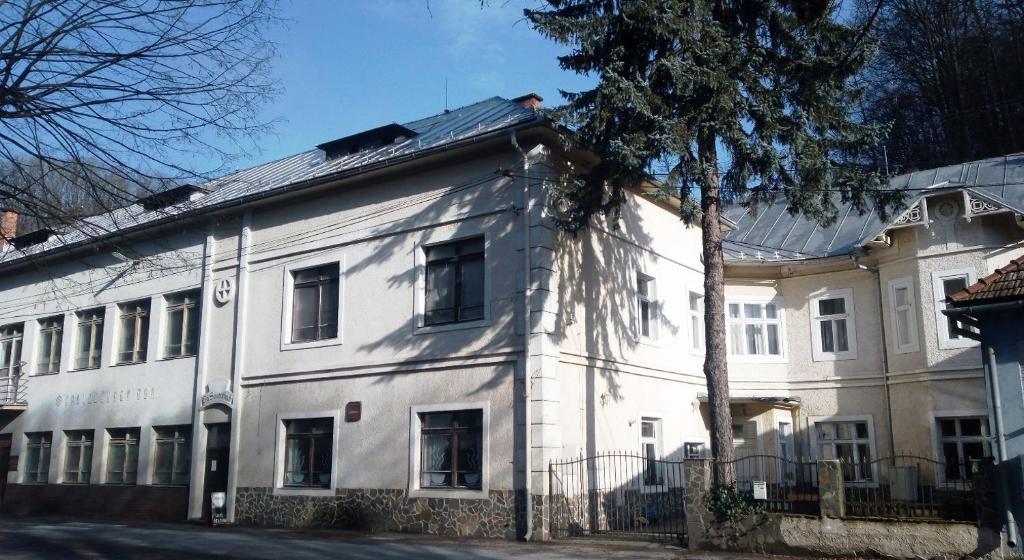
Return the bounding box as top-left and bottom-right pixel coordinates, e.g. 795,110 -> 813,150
345,401 -> 361,422
752,480 -> 767,500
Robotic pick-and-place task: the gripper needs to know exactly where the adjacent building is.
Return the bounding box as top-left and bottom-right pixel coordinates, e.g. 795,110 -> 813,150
1,94 -> 1022,539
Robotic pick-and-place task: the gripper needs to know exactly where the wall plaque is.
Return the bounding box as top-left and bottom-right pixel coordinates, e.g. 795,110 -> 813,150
345,401 -> 361,422
214,277 -> 235,305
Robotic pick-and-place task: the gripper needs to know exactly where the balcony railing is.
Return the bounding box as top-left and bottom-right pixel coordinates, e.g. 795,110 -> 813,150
0,375 -> 27,407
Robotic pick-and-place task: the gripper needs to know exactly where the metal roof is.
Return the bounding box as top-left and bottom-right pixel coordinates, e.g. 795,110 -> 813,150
723,153 -> 1024,262
0,96 -> 540,268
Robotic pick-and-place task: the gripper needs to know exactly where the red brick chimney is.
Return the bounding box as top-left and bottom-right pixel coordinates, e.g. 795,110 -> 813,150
512,93 -> 543,110
1,210 -> 18,246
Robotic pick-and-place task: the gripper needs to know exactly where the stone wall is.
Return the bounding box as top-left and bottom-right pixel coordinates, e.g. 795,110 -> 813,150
699,513 -> 1006,559
234,487 -> 521,539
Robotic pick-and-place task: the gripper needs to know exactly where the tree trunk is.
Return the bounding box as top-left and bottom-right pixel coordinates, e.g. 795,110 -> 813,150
698,131 -> 735,486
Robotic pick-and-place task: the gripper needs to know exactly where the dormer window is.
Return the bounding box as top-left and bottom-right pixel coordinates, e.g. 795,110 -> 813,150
316,123 -> 418,160
10,228 -> 56,249
137,185 -> 207,211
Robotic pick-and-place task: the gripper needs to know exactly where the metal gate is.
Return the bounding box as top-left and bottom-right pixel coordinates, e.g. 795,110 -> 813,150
549,453 -> 686,544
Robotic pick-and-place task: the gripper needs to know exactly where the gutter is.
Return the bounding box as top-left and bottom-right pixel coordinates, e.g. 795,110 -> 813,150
851,255 -> 898,459
942,300 -> 1024,316
986,345 -> 1020,548
511,130 -> 533,541
0,116 -> 546,275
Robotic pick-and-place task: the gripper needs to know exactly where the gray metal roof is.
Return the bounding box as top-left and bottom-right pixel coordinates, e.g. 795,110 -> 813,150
723,153 -> 1024,262
0,96 -> 539,267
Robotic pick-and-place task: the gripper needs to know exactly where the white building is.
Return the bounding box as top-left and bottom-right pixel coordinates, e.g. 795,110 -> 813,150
1,94 -> 1021,538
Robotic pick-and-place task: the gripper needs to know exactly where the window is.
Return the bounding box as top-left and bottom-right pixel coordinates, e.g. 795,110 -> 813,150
689,292 -> 704,352
36,315 -> 63,374
106,428 -> 140,484
932,270 -> 978,350
810,290 -> 857,361
290,264 -> 339,343
419,410 -> 483,490
424,237 -> 485,326
640,417 -> 663,485
733,422 -> 757,458
283,418 -> 333,488
727,302 -> 783,357
164,291 -> 200,358
889,277 -> 919,354
63,430 -> 93,484
816,421 -> 873,482
778,421 -> 796,484
938,417 -> 991,482
24,432 -> 51,484
153,426 -> 191,485
636,273 -> 656,338
683,442 -> 706,459
0,323 -> 23,382
117,300 -> 150,364
74,308 -> 104,370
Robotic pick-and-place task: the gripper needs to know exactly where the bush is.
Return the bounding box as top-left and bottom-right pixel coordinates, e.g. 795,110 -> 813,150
703,484 -> 761,522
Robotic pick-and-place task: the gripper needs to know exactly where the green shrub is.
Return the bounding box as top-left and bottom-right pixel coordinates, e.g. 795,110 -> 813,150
703,484 -> 761,522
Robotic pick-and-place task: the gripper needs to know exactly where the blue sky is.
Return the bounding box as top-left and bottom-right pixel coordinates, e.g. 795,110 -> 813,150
234,0 -> 594,169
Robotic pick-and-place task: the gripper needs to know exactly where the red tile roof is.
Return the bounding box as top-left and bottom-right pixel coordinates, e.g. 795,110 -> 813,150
948,257 -> 1024,305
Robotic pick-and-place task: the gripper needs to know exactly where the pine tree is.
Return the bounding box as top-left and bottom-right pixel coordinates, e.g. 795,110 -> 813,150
526,0 -> 903,485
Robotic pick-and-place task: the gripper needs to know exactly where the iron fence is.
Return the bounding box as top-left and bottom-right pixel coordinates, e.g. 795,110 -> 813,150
0,375 -> 26,406
716,454 -> 821,515
549,452 -> 687,544
841,455 -> 979,521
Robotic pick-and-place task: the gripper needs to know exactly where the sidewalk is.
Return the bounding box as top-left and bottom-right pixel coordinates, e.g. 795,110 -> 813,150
0,517 -> 812,559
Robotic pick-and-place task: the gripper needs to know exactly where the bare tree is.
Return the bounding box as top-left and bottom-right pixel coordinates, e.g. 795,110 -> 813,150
0,0 -> 279,238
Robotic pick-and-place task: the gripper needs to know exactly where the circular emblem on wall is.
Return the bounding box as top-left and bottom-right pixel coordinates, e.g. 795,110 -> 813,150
214,277 -> 235,305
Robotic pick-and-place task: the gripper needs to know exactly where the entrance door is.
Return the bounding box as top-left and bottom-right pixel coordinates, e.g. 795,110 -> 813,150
202,423 -> 230,522
0,434 -> 10,507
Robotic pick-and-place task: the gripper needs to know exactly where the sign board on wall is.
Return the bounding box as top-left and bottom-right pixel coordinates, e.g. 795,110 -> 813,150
752,480 -> 767,500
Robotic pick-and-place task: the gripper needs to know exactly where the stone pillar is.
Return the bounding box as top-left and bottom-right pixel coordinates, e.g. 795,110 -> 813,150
684,459 -> 712,549
817,460 -> 845,519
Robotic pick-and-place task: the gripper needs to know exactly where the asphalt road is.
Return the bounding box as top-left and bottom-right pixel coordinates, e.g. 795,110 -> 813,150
0,518 -> 809,559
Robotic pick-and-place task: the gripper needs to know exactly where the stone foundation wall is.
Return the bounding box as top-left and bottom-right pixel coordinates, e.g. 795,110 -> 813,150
235,487 -> 524,539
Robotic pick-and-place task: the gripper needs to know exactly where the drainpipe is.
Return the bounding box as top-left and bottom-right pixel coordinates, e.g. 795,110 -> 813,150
985,344 -> 1019,548
851,255 -> 897,459
226,209 -> 252,522
510,130 -> 533,541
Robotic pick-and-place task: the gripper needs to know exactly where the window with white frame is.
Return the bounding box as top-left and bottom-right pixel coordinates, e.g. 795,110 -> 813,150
418,410 -> 483,490
1,323 -> 24,382
35,315 -> 63,374
117,300 -> 150,364
636,273 -> 656,339
74,308 -> 104,370
815,420 -> 873,482
689,292 -> 704,352
106,428 -> 140,484
424,237 -> 485,326
640,417 -> 663,485
727,302 -> 782,357
164,290 -> 200,358
932,270 -> 978,349
24,432 -> 51,484
290,264 -> 340,343
733,422 -> 757,458
937,417 -> 991,482
63,430 -> 93,484
777,421 -> 796,484
282,418 -> 333,488
153,426 -> 191,485
810,290 -> 857,361
889,277 -> 920,354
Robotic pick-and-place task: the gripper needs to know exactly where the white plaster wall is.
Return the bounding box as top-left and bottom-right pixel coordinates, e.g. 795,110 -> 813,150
236,362 -> 515,491
0,229 -> 207,485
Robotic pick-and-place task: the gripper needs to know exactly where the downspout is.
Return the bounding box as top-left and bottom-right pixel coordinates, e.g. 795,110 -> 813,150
188,229 -> 216,519
852,255 -> 897,458
511,130 -> 533,541
226,209 -> 252,522
986,344 -> 1019,548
